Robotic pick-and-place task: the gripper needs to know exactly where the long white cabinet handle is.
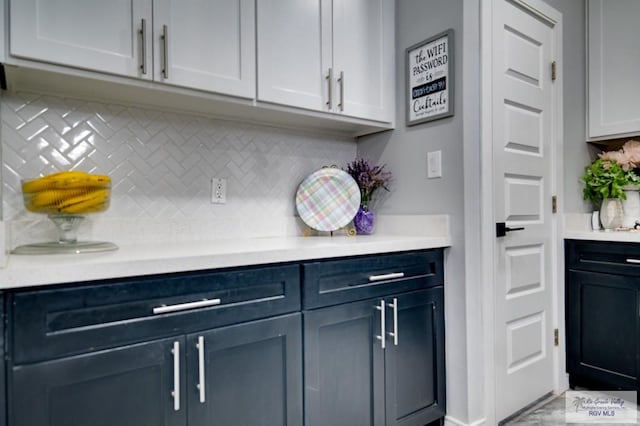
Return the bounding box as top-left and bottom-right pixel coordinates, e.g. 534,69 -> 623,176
387,298 -> 398,346
626,258 -> 640,264
374,299 -> 386,349
171,341 -> 180,411
369,272 -> 405,282
196,336 -> 206,403
153,298 -> 221,315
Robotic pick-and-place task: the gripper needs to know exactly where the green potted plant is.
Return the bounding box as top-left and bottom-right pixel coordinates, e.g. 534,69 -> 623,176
582,152 -> 640,229
583,140 -> 640,229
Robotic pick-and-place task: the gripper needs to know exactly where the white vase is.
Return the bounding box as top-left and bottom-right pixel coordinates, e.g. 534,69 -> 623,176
600,198 -> 624,230
622,187 -> 640,228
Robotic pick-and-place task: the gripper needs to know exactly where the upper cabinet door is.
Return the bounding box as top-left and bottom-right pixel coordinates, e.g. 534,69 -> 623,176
9,0 -> 153,80
153,0 -> 255,99
257,0 -> 330,111
332,0 -> 394,123
588,0 -> 640,139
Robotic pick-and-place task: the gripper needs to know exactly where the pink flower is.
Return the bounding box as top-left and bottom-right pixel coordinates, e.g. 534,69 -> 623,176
599,150 -> 632,170
622,140 -> 640,167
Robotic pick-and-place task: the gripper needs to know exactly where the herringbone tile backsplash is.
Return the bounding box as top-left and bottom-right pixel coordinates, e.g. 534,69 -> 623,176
1,92 -> 356,243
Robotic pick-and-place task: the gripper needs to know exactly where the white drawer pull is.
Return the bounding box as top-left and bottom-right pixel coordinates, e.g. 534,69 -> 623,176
153,298 -> 221,315
626,259 -> 640,264
369,272 -> 405,282
171,341 -> 180,411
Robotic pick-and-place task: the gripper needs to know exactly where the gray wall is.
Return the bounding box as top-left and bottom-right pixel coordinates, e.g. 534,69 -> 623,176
357,0 -> 468,422
543,0 -> 588,213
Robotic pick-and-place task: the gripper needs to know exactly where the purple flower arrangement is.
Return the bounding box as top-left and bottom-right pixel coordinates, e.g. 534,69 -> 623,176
345,158 -> 392,206
345,159 -> 392,234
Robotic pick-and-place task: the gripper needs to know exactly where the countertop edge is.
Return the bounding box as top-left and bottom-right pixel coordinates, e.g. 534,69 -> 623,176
0,235 -> 451,290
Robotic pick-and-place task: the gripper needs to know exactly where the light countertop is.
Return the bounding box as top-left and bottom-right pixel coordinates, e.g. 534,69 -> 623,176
564,213 -> 640,243
0,226 -> 450,290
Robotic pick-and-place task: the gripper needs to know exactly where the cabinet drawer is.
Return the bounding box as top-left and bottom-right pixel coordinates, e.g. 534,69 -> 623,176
566,239 -> 640,277
10,264 -> 300,364
303,250 -> 443,308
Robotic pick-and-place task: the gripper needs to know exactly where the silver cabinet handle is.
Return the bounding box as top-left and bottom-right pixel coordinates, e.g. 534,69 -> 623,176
139,19 -> 147,75
171,341 -> 180,411
387,298 -> 398,346
338,71 -> 345,111
374,299 -> 386,349
369,272 -> 405,282
161,24 -> 169,78
153,298 -> 221,315
626,259 -> 640,264
196,336 -> 206,403
326,68 -> 333,109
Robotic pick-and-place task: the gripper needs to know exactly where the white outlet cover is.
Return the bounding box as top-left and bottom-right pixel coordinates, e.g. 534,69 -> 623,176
211,178 -> 227,204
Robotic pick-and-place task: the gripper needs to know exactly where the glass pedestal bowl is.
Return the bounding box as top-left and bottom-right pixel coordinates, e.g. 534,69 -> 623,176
12,174 -> 118,255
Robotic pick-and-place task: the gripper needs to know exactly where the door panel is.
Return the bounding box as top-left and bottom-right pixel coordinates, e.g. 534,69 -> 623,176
256,0 -> 329,111
11,337 -> 185,426
188,313 -> 302,426
493,0 -> 558,421
567,270 -> 638,389
153,0 -> 255,98
385,289 -> 445,426
304,300 -> 385,426
332,0 -> 393,122
10,0 -> 152,79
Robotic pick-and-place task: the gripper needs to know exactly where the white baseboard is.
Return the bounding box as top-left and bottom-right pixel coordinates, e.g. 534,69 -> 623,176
445,415 -> 487,426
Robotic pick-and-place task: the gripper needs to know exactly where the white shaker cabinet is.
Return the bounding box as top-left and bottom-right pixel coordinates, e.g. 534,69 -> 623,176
153,0 -> 255,99
9,0 -> 254,98
257,0 -> 394,123
588,0 -> 640,139
10,0 -> 153,80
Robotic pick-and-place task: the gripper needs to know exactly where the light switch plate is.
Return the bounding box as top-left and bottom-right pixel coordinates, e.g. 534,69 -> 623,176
427,151 -> 442,178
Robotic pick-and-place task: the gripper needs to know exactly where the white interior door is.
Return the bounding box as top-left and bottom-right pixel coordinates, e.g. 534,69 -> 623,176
492,0 -> 559,421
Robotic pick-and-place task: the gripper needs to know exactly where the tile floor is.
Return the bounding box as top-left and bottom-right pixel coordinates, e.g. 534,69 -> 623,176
503,392 -> 638,426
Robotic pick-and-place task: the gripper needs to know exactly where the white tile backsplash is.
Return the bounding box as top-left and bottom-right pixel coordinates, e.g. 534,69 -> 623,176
1,91 -> 356,246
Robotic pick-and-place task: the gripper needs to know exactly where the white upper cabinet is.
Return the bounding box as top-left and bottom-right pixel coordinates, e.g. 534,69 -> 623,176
257,0 -> 394,123
257,0 -> 329,112
588,0 -> 640,139
153,0 -> 255,99
10,0 -> 153,80
332,0 -> 393,123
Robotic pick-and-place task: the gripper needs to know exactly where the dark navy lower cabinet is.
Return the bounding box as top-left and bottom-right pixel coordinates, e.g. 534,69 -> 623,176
565,239 -> 640,390
187,313 -> 302,426
11,337 -> 186,426
385,288 -> 445,426
303,249 -> 446,426
5,249 -> 445,426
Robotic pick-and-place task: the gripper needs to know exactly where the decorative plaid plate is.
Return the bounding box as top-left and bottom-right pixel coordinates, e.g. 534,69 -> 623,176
295,168 -> 361,232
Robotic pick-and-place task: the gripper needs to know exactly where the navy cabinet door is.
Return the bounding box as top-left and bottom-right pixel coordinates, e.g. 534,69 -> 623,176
566,270 -> 639,390
384,288 -> 445,426
187,313 -> 303,426
304,299 -> 385,426
11,337 -> 186,426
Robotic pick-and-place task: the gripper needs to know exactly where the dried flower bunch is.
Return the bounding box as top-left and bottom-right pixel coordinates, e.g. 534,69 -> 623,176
345,158 -> 392,205
582,140 -> 640,207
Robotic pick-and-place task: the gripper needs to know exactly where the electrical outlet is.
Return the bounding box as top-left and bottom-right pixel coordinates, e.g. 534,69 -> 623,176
211,178 -> 227,204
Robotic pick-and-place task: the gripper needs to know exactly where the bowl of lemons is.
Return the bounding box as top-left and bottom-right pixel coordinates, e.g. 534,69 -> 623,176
14,171 -> 118,254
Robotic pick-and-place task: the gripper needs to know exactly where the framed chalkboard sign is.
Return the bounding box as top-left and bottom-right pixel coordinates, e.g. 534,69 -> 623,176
406,29 -> 454,126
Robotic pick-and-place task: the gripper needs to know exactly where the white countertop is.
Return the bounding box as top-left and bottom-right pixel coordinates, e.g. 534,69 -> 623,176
0,233 -> 450,290
564,213 -> 640,242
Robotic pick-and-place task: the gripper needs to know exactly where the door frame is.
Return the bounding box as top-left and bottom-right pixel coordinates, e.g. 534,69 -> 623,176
478,0 -> 566,424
